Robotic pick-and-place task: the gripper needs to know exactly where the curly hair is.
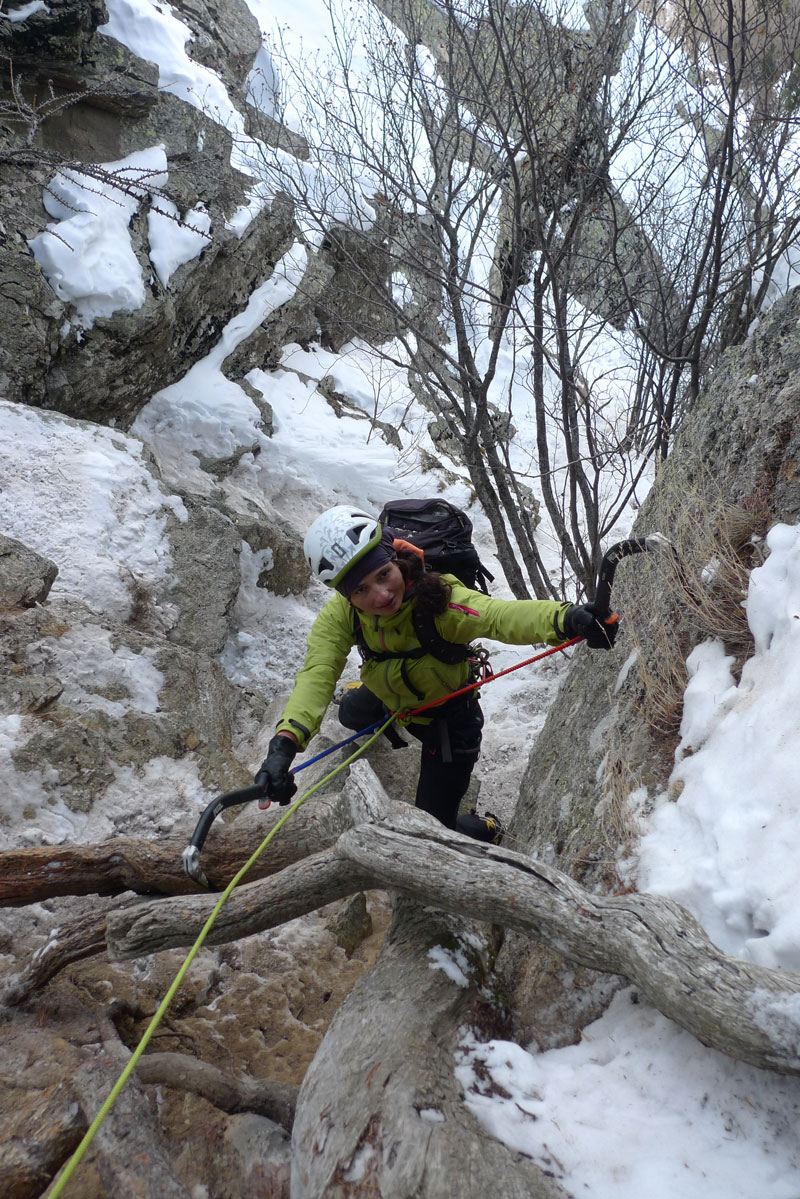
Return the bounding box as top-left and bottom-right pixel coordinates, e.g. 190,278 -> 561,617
395,549 -> 451,616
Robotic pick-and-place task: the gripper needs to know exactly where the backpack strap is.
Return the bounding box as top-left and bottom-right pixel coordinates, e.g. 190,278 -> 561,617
411,608 -> 474,665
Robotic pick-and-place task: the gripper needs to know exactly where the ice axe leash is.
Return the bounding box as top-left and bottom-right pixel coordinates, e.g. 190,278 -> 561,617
47,713 -> 398,1199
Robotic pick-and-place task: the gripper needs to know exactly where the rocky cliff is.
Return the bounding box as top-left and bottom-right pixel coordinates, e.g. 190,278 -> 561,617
499,286 -> 800,1048
2,2 -> 800,1196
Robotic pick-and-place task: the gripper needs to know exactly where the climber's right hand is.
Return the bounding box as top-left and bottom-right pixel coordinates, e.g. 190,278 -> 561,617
255,734 -> 298,806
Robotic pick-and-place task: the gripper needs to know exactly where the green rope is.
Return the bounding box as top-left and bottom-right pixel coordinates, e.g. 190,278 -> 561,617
47,714 -> 397,1198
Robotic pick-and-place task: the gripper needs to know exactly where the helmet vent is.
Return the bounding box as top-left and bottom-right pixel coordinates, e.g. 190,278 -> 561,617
348,522 -> 368,544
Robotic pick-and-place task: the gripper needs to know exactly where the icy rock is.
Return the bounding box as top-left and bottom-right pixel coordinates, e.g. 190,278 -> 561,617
0,534 -> 58,609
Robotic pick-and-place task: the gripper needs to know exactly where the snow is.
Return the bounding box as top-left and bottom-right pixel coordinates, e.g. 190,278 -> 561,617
428,945 -> 472,989
100,0 -> 238,128
6,0 -> 800,1192
99,0 -> 279,227
457,525 -> 800,1195
28,147 -> 168,329
130,242 -> 308,493
457,990 -> 800,1198
0,399 -> 185,621
637,525 -> 800,970
0,0 -> 48,20
25,625 -> 164,718
148,200 -> 212,286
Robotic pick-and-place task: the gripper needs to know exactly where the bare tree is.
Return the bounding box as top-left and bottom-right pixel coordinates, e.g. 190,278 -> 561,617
248,0 -> 800,597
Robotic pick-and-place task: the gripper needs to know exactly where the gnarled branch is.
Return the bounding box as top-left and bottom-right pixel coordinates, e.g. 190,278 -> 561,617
0,786 -> 359,907
106,784 -> 800,1078
135,1052 -> 297,1131
8,763 -> 800,1077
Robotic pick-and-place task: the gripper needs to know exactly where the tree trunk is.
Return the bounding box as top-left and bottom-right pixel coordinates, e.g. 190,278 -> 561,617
291,898 -> 569,1199
12,762 -> 800,1199
44,761 -> 800,1079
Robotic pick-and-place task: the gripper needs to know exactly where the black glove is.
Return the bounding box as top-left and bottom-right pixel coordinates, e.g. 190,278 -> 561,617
255,734 -> 298,805
562,603 -> 619,649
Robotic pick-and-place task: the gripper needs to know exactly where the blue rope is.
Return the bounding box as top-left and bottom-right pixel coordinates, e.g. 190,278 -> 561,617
291,720 -> 383,776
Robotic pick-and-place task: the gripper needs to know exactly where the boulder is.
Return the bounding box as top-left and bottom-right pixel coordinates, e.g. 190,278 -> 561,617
166,495 -> 243,655
0,534 -> 58,609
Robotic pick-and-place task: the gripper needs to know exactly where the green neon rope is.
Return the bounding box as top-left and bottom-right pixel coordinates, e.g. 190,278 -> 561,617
48,714 -> 396,1198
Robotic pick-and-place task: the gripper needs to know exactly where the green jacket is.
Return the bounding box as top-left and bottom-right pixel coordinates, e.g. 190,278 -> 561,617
276,577 -> 571,748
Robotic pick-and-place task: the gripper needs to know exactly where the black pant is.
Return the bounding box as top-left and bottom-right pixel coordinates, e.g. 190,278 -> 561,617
338,684 -> 485,834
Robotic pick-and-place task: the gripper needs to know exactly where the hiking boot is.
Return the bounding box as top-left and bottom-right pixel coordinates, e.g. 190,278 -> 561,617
480,811 -> 505,845
456,809 -> 505,844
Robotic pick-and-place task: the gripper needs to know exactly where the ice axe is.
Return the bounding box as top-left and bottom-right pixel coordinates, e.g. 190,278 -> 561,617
181,720 -> 384,887
593,533 -> 675,618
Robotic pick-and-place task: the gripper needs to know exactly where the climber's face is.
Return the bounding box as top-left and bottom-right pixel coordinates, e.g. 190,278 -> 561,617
348,561 -> 405,617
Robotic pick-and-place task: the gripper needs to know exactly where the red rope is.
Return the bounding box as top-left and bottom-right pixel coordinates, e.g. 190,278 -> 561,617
400,636 -> 582,721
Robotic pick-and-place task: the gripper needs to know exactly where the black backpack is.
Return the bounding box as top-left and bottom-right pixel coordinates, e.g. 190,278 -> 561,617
351,498 -> 494,698
377,498 -> 494,594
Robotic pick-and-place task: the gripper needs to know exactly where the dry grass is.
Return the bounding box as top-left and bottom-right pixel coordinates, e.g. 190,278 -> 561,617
598,723 -> 648,854
621,452 -> 771,745
591,461 -> 773,883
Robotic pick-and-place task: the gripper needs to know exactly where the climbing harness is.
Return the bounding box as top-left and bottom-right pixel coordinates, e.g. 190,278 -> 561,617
352,601 -> 495,701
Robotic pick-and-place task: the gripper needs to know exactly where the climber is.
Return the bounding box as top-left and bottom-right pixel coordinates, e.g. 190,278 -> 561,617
254,506 -> 618,843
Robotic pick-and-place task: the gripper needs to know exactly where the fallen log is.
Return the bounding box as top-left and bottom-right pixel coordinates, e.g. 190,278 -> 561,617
1,898 -> 137,1008
2,765 -> 386,1006
10,762 -> 800,1078
135,1052 -> 298,1131
292,898 -> 569,1199
106,850 -> 372,958
105,789 -> 800,1079
0,785 -> 358,906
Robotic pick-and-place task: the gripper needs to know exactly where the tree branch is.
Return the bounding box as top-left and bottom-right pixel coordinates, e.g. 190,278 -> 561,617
103,783 -> 800,1078
0,787 -> 358,907
10,760 -> 800,1076
106,850 -> 372,959
134,1053 -> 297,1132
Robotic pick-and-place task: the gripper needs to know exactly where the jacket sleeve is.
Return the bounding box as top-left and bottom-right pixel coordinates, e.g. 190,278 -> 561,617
439,578 -> 572,647
275,594 -> 355,748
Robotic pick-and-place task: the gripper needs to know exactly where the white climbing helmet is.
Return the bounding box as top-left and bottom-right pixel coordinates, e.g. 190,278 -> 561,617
303,505 -> 382,588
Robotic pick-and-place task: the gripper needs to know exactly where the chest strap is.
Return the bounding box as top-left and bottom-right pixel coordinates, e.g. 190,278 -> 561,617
353,608 -> 474,700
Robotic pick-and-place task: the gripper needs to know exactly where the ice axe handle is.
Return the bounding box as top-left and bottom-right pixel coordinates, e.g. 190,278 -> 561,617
593,537 -> 652,618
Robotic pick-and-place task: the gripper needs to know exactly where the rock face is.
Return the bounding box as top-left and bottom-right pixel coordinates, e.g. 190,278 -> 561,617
0,9 -> 407,1188
498,287 -> 800,1046
0,0 -> 295,424
0,534 -> 59,608
2,2 -> 800,1195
